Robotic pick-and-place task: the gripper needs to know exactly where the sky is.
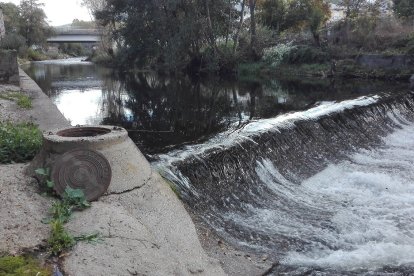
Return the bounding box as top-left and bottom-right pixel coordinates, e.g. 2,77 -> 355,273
4,0 -> 91,26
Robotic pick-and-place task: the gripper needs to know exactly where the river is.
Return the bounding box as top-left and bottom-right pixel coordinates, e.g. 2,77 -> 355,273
23,58 -> 414,275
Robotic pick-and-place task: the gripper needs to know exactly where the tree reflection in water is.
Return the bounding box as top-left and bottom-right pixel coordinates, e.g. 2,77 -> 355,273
23,61 -> 409,156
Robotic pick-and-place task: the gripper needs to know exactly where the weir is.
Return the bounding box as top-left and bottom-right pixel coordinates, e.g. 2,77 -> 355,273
158,91 -> 414,274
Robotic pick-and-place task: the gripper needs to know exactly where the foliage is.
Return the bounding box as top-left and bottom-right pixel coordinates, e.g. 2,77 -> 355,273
94,0 -> 248,72
19,0 -> 53,47
37,184 -> 96,256
62,187 -> 91,209
0,92 -> 32,109
0,34 -> 27,56
48,220 -> 76,256
238,62 -> 265,76
262,42 -> 297,67
58,43 -> 88,57
0,255 -> 51,276
282,45 -> 330,64
259,0 -> 331,46
0,122 -> 42,164
26,48 -> 48,61
0,1 -> 52,50
393,0 -> 414,18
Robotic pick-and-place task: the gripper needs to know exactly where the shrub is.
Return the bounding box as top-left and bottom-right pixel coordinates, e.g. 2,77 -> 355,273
262,42 -> 297,67
27,48 -> 47,61
0,33 -> 28,57
0,122 -> 42,164
282,45 -> 330,64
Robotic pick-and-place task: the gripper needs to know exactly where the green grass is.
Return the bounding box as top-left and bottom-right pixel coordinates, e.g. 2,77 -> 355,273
0,255 -> 51,276
48,220 -> 76,256
0,92 -> 32,109
0,122 -> 42,164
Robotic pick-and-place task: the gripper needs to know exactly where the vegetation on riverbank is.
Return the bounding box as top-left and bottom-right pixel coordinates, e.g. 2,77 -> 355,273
0,92 -> 32,108
81,0 -> 414,80
35,168 -> 101,256
0,122 -> 42,164
0,255 -> 51,276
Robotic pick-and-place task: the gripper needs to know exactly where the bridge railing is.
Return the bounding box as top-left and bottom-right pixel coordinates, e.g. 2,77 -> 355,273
53,27 -> 103,35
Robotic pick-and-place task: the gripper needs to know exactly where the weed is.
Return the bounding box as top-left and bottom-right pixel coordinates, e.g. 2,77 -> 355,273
0,255 -> 51,276
74,233 -> 102,244
62,187 -> 90,209
48,220 -> 75,256
38,184 -> 98,256
35,168 -> 55,191
0,92 -> 32,109
0,122 -> 42,164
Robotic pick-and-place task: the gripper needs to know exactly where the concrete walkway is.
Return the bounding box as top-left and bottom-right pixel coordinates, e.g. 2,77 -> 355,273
0,69 -> 225,275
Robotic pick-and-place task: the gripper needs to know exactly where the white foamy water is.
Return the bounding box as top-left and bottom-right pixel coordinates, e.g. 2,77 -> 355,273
280,121 -> 414,270
219,119 -> 414,272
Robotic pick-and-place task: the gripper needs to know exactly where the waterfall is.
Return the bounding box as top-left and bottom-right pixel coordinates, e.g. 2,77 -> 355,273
156,91 -> 414,274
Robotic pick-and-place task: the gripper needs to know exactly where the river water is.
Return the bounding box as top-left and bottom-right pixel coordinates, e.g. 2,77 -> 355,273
23,58 -> 414,275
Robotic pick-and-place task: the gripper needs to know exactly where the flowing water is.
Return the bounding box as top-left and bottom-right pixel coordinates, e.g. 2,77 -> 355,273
24,58 -> 414,275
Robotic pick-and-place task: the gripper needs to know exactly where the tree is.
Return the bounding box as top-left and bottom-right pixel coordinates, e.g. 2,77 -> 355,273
308,0 -> 331,46
95,0 -> 235,71
19,0 -> 52,46
338,0 -> 368,19
259,0 -> 288,32
259,0 -> 331,46
393,0 -> 414,18
0,2 -> 21,33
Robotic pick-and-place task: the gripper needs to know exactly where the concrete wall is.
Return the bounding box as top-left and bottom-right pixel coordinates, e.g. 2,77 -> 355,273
356,54 -> 414,70
0,50 -> 19,85
0,8 -> 5,39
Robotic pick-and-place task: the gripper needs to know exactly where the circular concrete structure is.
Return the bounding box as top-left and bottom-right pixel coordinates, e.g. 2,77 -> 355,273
29,126 -> 152,199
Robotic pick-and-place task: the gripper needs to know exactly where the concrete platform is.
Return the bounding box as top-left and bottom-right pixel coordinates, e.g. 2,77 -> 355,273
0,68 -> 226,276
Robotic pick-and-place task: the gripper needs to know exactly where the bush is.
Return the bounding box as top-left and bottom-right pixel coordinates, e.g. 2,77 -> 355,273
262,42 -> 297,67
282,45 -> 330,64
0,122 -> 42,164
0,33 -> 28,57
27,48 -> 47,61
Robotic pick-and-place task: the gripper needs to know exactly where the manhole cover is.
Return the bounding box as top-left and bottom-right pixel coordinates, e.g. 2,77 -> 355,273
52,148 -> 112,201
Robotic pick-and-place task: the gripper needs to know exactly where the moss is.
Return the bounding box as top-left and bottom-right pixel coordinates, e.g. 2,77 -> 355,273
0,92 -> 32,109
0,255 -> 51,276
0,122 -> 42,164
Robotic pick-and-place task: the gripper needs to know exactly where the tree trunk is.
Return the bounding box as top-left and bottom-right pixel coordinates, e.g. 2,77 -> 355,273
233,0 -> 246,54
249,0 -> 258,60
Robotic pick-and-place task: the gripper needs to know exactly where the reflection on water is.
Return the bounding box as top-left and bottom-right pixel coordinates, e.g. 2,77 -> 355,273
23,58 -> 409,155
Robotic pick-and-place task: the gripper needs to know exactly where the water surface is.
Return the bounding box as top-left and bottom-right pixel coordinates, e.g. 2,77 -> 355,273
23,58 -> 408,155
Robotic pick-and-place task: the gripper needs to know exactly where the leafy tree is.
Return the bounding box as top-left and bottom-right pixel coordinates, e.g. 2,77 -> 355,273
19,0 -> 53,46
259,0 -> 331,46
0,2 -> 21,33
259,0 -> 288,32
308,0 -> 331,46
95,0 -> 236,71
393,0 -> 414,18
338,0 -> 368,19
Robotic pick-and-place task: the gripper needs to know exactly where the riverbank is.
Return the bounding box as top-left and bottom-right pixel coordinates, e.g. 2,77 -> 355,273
0,69 -> 225,275
239,55 -> 414,81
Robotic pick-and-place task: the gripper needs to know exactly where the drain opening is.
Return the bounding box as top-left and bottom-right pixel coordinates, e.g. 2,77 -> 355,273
57,127 -> 111,137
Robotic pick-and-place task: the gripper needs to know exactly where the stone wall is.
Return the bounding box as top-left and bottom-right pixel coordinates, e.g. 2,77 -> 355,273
356,54 -> 414,69
0,50 -> 19,85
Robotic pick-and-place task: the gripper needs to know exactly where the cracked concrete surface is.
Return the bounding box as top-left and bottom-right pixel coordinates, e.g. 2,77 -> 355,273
64,172 -> 225,276
0,164 -> 50,255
